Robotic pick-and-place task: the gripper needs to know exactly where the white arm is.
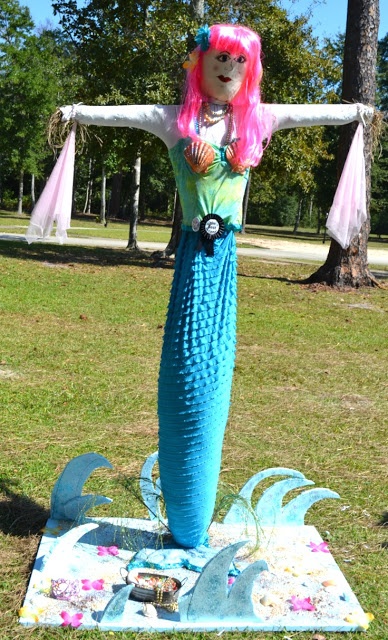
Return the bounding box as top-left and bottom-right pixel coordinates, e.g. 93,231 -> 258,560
60,104 -> 181,148
266,103 -> 374,132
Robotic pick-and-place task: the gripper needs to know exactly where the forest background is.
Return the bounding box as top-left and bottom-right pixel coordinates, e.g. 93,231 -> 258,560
0,0 -> 387,239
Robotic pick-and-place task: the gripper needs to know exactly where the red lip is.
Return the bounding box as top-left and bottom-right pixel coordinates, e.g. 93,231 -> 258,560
218,75 -> 232,83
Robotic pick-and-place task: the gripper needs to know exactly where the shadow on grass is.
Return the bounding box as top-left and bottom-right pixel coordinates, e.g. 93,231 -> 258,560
244,225 -> 388,245
238,270 -> 308,285
0,240 -> 175,270
378,511 -> 388,526
245,226 -> 326,243
377,511 -> 388,550
0,477 -> 50,537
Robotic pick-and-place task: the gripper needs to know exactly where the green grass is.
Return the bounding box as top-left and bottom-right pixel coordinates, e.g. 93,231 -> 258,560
0,237 -> 387,639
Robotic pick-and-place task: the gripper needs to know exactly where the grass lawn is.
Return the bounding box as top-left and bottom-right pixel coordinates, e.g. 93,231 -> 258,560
0,236 -> 387,640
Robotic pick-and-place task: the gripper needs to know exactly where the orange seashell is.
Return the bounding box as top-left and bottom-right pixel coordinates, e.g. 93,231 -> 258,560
225,143 -> 250,174
184,141 -> 215,173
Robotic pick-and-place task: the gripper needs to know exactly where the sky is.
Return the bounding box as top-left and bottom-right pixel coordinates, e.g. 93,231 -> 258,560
22,0 -> 388,41
281,0 -> 387,41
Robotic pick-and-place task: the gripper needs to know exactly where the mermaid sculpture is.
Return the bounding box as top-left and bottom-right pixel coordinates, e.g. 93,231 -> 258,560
52,24 -> 371,548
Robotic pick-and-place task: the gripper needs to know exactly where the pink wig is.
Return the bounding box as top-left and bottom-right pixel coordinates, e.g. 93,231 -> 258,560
178,24 -> 272,169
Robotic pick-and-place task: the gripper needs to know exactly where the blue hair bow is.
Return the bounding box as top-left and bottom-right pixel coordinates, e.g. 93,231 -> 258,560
195,25 -> 211,51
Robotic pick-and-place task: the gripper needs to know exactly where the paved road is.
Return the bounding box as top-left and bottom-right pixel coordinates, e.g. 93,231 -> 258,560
1,231 -> 388,274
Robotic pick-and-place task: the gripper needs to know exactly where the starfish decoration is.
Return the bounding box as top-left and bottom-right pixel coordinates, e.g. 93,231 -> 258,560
19,606 -> 44,622
81,578 -> 105,591
60,611 -> 83,628
344,611 -> 374,629
97,545 -> 119,557
290,595 -> 316,612
309,540 -> 330,553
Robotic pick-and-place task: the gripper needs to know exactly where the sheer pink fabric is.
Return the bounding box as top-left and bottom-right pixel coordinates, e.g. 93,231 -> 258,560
326,123 -> 366,249
26,124 -> 77,244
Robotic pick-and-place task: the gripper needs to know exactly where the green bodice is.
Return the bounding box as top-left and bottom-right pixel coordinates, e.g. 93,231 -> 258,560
168,139 -> 250,231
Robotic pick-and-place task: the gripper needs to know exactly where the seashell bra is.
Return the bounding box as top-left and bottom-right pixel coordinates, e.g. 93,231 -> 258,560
183,140 -> 249,175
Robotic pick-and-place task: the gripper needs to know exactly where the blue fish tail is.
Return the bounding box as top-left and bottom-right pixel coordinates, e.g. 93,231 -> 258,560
158,230 -> 237,547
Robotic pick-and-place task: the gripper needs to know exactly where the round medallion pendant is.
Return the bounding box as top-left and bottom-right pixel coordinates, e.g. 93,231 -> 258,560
192,217 -> 200,232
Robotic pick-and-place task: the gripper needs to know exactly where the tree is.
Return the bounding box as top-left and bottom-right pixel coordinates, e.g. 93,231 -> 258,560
0,0 -> 33,212
0,2 -> 75,213
52,0 -> 195,250
307,0 -> 380,286
370,33 -> 388,236
127,154 -> 141,249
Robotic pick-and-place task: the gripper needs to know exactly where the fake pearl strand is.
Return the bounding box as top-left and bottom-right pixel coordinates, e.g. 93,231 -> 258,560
196,103 -> 235,147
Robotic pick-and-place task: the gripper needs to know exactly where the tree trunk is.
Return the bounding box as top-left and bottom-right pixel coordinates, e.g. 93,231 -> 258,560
293,196 -> 303,234
31,173 -> 36,210
241,173 -> 251,233
127,154 -> 141,250
139,185 -> 146,221
192,0 -> 204,20
109,171 -> 123,218
152,189 -> 182,259
307,0 -> 380,287
308,196 -> 313,226
83,158 -> 94,214
317,209 -> 327,236
17,170 -> 24,216
100,162 -> 106,225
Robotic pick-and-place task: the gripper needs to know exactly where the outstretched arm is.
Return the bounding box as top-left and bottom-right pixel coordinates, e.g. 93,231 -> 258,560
267,103 -> 374,132
60,104 -> 181,148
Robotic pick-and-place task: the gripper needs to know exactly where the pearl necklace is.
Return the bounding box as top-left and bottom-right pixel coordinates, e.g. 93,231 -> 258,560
196,102 -> 234,145
203,102 -> 230,124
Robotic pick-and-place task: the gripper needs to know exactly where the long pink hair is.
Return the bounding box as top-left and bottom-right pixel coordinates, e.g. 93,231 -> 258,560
178,24 -> 272,169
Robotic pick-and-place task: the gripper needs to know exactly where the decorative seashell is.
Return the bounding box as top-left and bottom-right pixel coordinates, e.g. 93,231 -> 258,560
225,143 -> 250,174
225,142 -> 237,163
50,578 -> 80,600
260,593 -> 280,606
125,569 -> 139,585
284,566 -> 302,576
184,141 -> 215,173
322,579 -> 337,587
142,602 -> 158,618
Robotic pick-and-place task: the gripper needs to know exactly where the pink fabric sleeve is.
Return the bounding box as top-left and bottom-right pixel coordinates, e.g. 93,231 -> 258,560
26,124 -> 77,244
326,124 -> 366,249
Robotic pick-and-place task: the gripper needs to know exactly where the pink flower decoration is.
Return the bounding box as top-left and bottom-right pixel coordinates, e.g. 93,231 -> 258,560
81,578 -> 105,591
60,611 -> 83,628
309,540 -> 330,553
290,596 -> 316,612
97,545 -> 119,556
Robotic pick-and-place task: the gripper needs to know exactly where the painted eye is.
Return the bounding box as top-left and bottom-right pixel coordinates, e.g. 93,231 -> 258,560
216,53 -> 230,63
235,55 -> 246,64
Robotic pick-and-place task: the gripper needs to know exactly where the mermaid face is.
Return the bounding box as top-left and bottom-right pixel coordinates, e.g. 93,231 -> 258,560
201,49 -> 247,103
